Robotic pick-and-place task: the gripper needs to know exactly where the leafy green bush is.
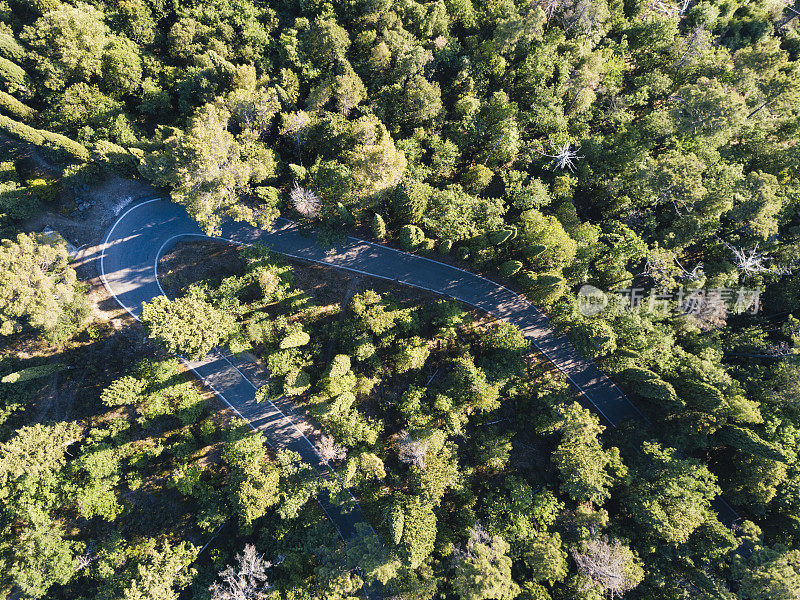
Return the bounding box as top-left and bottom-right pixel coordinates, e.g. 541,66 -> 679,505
0,57 -> 28,94
399,224 -> 424,251
489,227 -> 516,245
371,213 -> 387,240
284,369 -> 311,396
101,376 -> 146,407
0,33 -> 25,62
279,325 -> 310,349
0,91 -> 36,121
0,115 -> 89,162
499,260 -> 523,277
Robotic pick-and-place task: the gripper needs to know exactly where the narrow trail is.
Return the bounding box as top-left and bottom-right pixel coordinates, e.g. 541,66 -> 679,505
97,198 -> 740,595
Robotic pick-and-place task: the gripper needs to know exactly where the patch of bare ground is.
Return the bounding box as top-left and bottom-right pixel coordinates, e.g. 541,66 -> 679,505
158,240 -> 247,299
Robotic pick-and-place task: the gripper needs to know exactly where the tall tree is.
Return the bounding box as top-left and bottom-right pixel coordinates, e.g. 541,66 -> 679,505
0,233 -> 88,343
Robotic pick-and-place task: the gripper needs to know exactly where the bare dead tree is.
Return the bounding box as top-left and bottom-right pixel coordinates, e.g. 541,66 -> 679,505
397,430 -> 430,468
316,434 -> 347,464
280,111 -> 311,156
453,523 -> 502,561
650,0 -> 691,16
76,545 -> 95,571
674,26 -> 710,73
210,544 -> 272,600
572,537 -> 640,598
674,257 -> 704,281
290,182 -> 321,218
722,242 -> 774,277
539,140 -> 583,172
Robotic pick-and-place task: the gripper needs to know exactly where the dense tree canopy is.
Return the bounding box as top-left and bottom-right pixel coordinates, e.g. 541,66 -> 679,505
3,0 -> 800,598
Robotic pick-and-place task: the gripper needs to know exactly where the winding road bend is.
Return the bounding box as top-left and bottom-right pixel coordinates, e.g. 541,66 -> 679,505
98,197 -> 739,588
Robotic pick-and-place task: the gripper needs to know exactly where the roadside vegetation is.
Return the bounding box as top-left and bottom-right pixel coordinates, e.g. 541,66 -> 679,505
1,0 -> 800,598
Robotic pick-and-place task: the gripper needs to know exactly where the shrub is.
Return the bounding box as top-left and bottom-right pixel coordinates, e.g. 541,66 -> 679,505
279,325 -> 310,349
284,369 -> 311,396
499,260 -> 523,277
371,213 -> 387,240
141,295 -> 235,359
569,319 -> 617,358
0,115 -> 89,162
265,348 -> 302,377
399,224 -> 424,251
392,178 -> 433,223
0,33 -> 25,62
175,387 -> 205,425
91,140 -> 139,176
527,272 -> 567,306
0,91 -> 36,121
26,178 -> 58,203
419,238 -> 436,253
0,57 -> 28,94
438,239 -> 453,255
489,227 -> 517,245
101,376 -> 146,407
461,163 -> 494,193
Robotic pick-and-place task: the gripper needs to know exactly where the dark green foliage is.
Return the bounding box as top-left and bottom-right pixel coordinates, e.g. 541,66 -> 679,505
399,224 -> 424,251
718,426 -> 789,463
101,376 -> 146,407
0,115 -> 89,161
371,213 -> 387,240
0,91 -> 36,122
141,295 -> 235,359
3,1 -> 800,598
498,260 -> 522,277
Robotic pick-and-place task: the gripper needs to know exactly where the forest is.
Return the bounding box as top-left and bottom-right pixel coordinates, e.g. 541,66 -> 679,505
1,0 -> 800,598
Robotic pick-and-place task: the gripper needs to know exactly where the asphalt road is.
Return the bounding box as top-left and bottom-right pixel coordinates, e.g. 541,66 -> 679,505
98,197 -> 739,579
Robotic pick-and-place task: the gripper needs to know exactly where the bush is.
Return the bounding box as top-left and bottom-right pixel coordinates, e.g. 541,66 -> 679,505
91,140 -> 139,176
255,186 -> 280,208
101,376 -> 146,407
461,163 -> 494,193
284,369 -> 311,396
0,91 -> 36,122
26,178 -> 58,203
141,295 -> 235,359
0,33 -> 25,62
438,239 -> 453,255
569,319 -> 617,358
419,238 -> 436,253
499,260 -> 523,277
399,224 -> 424,251
526,272 -> 567,306
371,213 -> 387,240
337,201 -> 354,224
0,115 -> 89,162
489,227 -> 517,245
392,178 -> 433,223
0,57 -> 28,94
279,325 -> 310,349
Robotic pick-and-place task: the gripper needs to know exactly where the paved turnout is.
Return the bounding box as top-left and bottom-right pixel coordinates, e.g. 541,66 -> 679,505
99,198 -> 738,581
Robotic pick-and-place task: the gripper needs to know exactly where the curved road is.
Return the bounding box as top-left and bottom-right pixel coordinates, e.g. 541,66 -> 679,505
99,198 -> 737,585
